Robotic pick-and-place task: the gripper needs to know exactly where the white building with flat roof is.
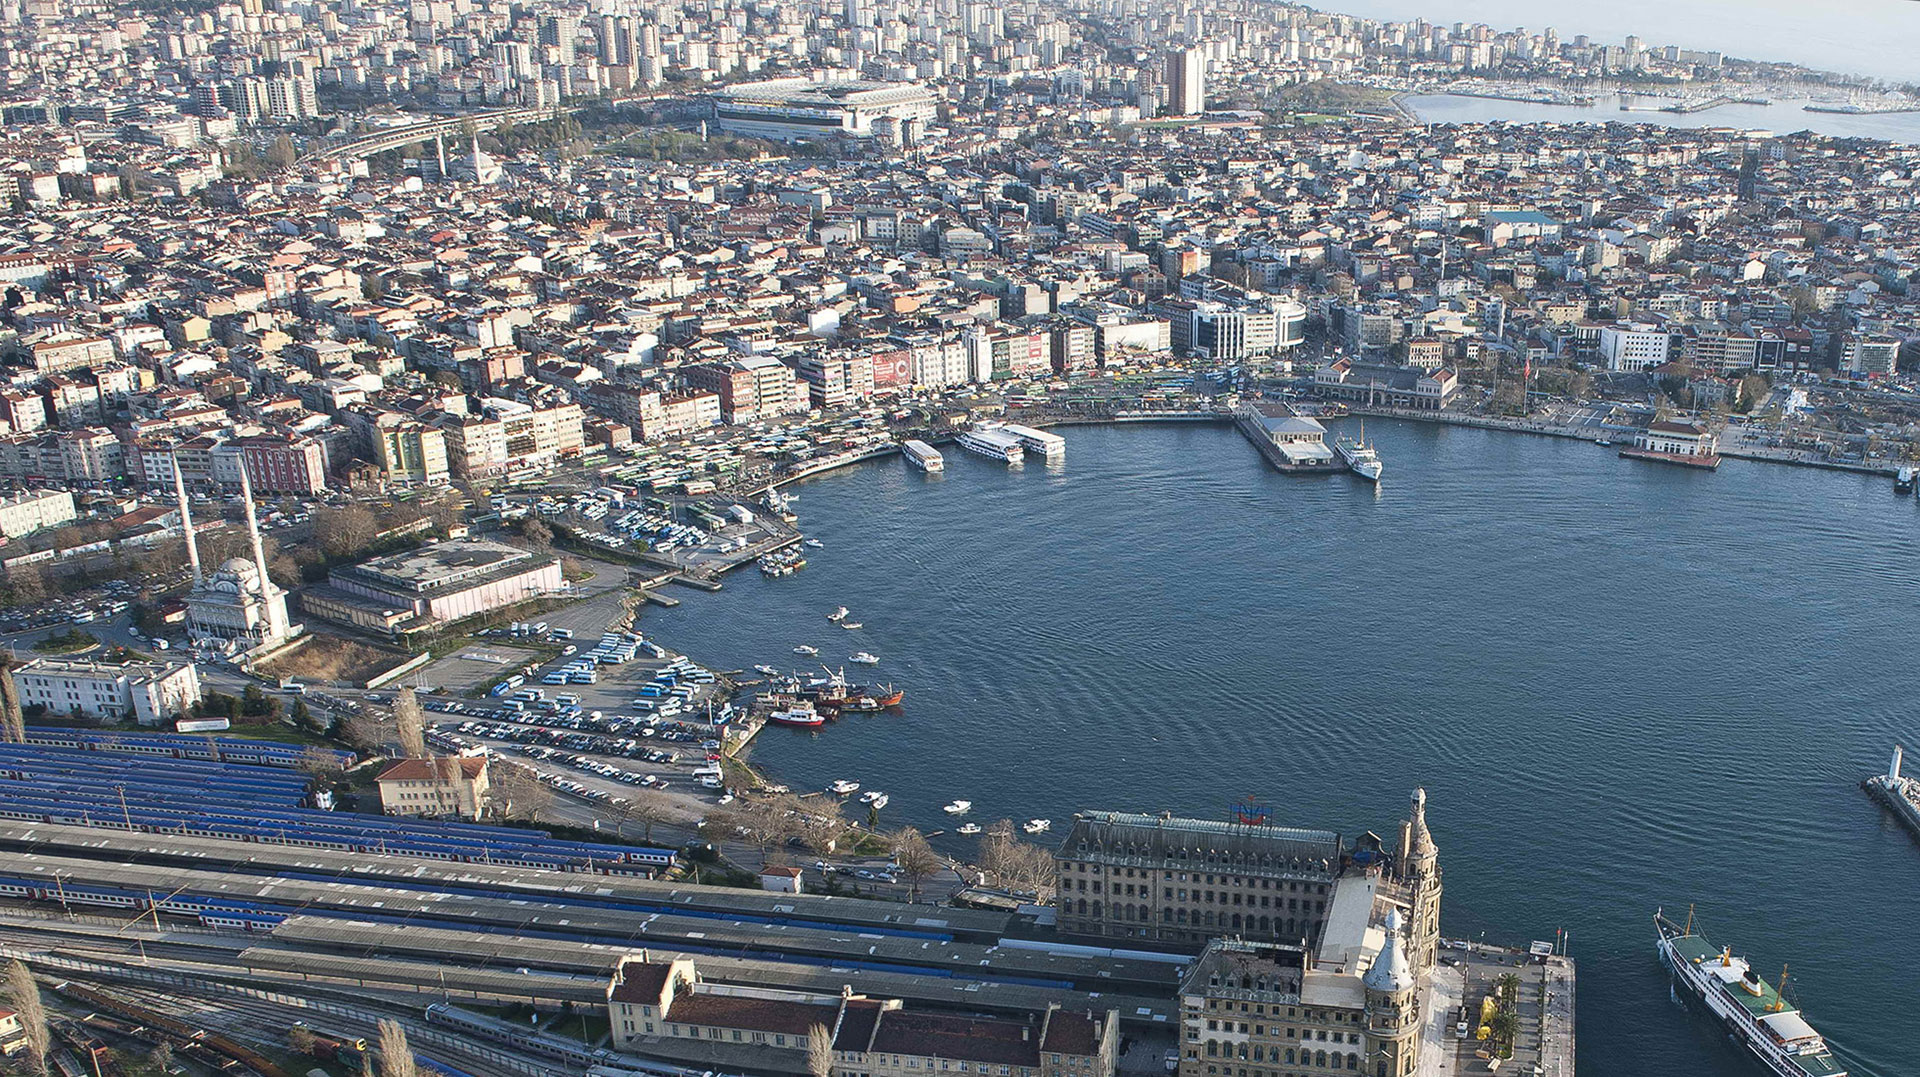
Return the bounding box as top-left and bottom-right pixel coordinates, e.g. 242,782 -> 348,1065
0,488 -> 75,539
712,75 -> 937,142
12,657 -> 202,725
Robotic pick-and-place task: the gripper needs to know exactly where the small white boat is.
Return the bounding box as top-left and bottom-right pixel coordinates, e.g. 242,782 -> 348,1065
793,645 -> 818,656
829,779 -> 860,795
827,607 -> 848,622
753,664 -> 780,676
849,652 -> 879,665
956,822 -> 982,835
1022,819 -> 1051,834
841,622 -> 863,630
804,538 -> 824,549
870,794 -> 888,809
859,790 -> 886,804
943,800 -> 972,814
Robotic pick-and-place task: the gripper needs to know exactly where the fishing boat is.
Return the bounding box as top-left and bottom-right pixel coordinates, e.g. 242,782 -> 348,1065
793,645 -> 818,656
1334,421 -> 1384,482
864,684 -> 905,707
956,822 -> 983,835
827,607 -> 849,622
828,779 -> 860,795
943,800 -> 972,814
1654,908 -> 1848,1077
849,652 -> 879,665
1023,819 -> 1051,834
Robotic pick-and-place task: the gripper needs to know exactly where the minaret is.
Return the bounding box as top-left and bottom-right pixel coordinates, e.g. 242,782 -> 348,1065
435,133 -> 448,180
238,462 -> 284,642
172,456 -> 204,588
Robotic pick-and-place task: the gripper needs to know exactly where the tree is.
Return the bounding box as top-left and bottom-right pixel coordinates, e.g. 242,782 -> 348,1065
314,505 -> 379,560
393,688 -> 427,759
296,745 -> 347,786
522,518 -> 553,550
0,664 -> 23,744
4,960 -> 50,1076
613,793 -> 667,842
265,133 -> 297,170
291,697 -> 326,734
488,760 -> 551,822
339,710 -> 388,755
7,564 -> 45,606
891,827 -> 940,902
148,1042 -> 174,1072
377,1019 -> 417,1077
806,1023 -> 834,1077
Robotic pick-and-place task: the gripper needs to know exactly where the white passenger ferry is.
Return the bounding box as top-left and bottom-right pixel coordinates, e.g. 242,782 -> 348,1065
957,427 -> 1025,464
902,439 -> 945,473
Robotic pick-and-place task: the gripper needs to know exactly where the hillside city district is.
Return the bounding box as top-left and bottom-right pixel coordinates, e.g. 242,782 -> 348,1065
0,0 -> 1917,1073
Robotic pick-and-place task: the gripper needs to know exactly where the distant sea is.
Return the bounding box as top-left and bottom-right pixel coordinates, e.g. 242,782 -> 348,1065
1399,92 -> 1920,143
1311,0 -> 1920,85
647,421 -> 1920,1077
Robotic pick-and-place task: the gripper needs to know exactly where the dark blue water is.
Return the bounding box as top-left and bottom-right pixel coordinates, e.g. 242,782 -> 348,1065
646,420 -> 1920,1077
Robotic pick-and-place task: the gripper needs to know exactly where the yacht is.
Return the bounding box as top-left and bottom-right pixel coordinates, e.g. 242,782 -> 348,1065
943,800 -> 972,814
827,607 -> 849,622
1022,819 -> 1052,835
849,652 -> 880,665
793,645 -> 818,656
1334,421 -> 1384,482
829,779 -> 860,795
956,822 -> 983,835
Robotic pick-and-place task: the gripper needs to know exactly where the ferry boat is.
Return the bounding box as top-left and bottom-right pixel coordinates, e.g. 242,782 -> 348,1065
999,422 -> 1066,463
1897,466 -> 1916,494
1022,819 -> 1051,834
902,439 -> 945,473
768,703 -> 827,729
956,822 -> 983,835
1334,422 -> 1384,482
957,426 -> 1025,465
849,652 -> 880,665
943,800 -> 972,814
1654,908 -> 1847,1077
828,779 -> 860,795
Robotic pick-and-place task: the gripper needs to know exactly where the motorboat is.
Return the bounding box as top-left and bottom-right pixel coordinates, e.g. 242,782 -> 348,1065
753,664 -> 780,676
943,800 -> 972,814
805,538 -> 824,548
869,794 -> 888,809
829,779 -> 860,795
859,790 -> 886,804
827,607 -> 849,622
1022,819 -> 1051,834
956,823 -> 983,835
849,652 -> 879,665
842,622 -> 863,630
768,703 -> 826,729
793,645 -> 818,656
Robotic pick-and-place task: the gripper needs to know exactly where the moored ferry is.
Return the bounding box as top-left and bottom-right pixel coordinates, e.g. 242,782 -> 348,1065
903,439 -> 945,473
1334,421 -> 1384,482
957,426 -> 1025,464
1654,909 -> 1847,1077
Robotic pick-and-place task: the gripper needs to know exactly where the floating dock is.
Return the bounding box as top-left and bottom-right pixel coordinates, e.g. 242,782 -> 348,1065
1234,403 -> 1344,473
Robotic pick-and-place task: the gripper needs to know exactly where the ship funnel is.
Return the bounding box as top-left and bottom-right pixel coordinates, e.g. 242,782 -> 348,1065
1894,744 -> 1905,783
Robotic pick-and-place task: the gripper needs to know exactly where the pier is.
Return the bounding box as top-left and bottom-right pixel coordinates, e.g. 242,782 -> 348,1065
1234,402 -> 1344,473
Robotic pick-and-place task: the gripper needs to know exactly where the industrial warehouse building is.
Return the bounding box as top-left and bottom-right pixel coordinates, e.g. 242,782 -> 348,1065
302,538 -> 563,637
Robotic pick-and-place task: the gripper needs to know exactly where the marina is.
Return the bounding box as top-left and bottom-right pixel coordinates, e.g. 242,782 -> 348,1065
645,420 -> 1920,1077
